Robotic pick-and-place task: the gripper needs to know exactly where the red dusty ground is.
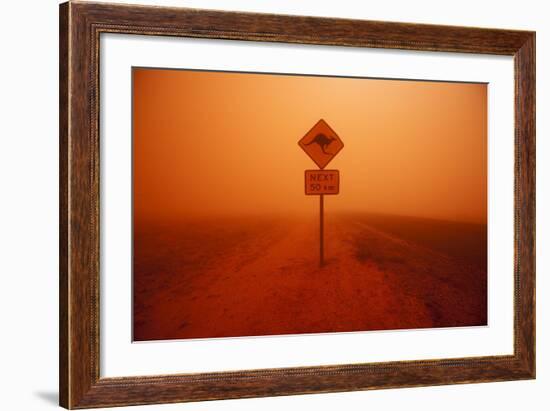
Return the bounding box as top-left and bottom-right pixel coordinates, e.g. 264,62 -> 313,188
133,213 -> 487,341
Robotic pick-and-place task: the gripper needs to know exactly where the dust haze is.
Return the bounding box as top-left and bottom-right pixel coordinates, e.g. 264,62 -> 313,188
133,68 -> 487,224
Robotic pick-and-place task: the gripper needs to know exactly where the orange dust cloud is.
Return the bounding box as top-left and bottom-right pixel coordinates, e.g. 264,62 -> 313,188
133,68 -> 487,224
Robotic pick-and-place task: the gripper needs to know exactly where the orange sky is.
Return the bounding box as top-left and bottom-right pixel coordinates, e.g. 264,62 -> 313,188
133,68 -> 487,224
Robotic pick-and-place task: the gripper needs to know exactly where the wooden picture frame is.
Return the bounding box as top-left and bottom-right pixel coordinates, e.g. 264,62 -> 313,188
59,1 -> 535,408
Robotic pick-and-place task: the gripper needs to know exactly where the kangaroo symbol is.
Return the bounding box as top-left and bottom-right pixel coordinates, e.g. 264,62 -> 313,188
305,133 -> 336,155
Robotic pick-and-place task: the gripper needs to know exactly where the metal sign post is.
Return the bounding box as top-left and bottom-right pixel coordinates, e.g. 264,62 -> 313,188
319,194 -> 324,266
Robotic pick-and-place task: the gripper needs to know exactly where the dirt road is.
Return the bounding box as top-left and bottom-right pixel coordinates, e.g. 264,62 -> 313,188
133,214 -> 487,341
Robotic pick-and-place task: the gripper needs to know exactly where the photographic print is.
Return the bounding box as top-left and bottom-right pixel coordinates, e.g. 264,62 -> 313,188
60,5 -> 535,406
132,67 -> 487,342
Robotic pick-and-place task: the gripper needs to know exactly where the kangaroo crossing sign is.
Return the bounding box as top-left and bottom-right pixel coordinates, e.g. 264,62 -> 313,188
298,119 -> 344,169
298,119 -> 343,266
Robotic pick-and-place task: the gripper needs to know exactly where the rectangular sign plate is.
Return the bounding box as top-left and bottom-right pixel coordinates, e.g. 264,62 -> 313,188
305,169 -> 340,195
